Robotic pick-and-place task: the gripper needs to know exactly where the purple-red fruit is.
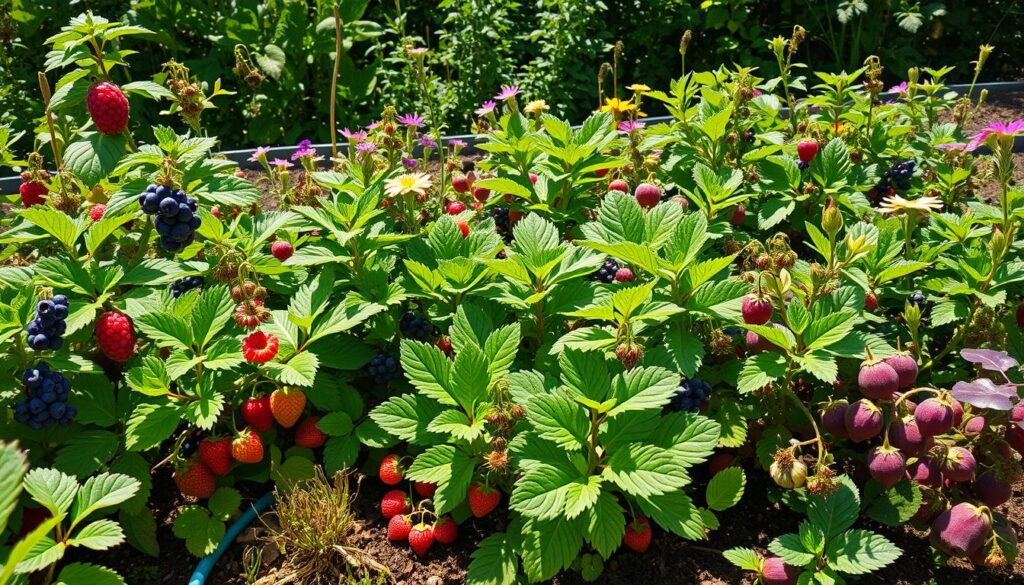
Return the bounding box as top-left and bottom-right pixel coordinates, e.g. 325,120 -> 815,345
744,323 -> 785,354
889,416 -> 930,457
761,556 -> 800,585
929,503 -> 992,558
821,402 -> 849,439
915,397 -> 955,436
951,399 -> 964,427
942,446 -> 977,482
975,471 -> 1012,507
883,352 -> 918,389
858,359 -> 900,400
868,445 -> 906,489
963,416 -> 986,437
908,458 -> 942,488
741,294 -> 773,325
634,183 -> 661,209
845,400 -> 883,443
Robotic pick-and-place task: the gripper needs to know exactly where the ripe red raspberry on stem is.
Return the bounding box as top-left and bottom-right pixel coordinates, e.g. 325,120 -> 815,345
270,240 -> 293,261
242,331 -> 279,363
88,204 -> 107,221
19,174 -> 48,207
95,310 -> 136,362
87,82 -> 130,135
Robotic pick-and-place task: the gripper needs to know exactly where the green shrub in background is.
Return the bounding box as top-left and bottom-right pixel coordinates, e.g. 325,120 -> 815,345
0,0 -> 1020,150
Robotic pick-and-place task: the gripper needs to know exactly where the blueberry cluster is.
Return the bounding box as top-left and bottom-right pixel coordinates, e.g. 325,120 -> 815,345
908,290 -> 928,308
367,352 -> 400,385
138,184 -> 201,253
491,207 -> 512,242
399,311 -> 432,341
171,276 -> 205,298
590,258 -> 620,284
26,296 -> 69,351
878,160 -> 915,192
664,378 -> 713,413
14,362 -> 75,429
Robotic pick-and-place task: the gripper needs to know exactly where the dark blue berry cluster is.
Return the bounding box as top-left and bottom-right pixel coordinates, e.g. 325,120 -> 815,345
664,378 -> 713,413
399,311 -> 432,341
908,290 -> 927,308
14,362 -> 75,429
26,296 -> 69,351
138,184 -> 201,253
491,207 -> 512,242
171,276 -> 205,298
590,258 -> 620,283
367,352 -> 400,385
878,160 -> 915,192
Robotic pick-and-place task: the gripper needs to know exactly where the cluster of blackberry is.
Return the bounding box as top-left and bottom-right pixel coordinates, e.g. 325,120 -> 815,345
664,378 -> 713,413
491,207 -> 512,242
878,160 -> 916,192
171,276 -> 205,298
14,362 -> 75,429
367,353 -> 401,385
590,258 -> 621,284
399,311 -> 433,341
138,184 -> 202,252
26,296 -> 69,351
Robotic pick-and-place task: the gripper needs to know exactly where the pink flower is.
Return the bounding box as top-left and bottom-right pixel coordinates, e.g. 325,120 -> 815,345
418,136 -> 438,149
341,128 -> 367,141
752,88 -> 762,97
475,100 -> 496,117
967,119 -> 1024,151
270,158 -> 293,168
356,141 -> 377,153
448,139 -> 468,149
397,113 -> 424,128
366,121 -> 381,131
494,85 -> 520,101
290,139 -> 316,161
617,120 -> 645,132
888,81 -> 909,94
248,146 -> 271,162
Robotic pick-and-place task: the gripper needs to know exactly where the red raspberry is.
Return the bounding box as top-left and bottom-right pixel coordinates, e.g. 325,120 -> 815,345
88,204 -> 107,221
380,489 -> 410,519
452,175 -> 470,194
242,331 -> 279,363
434,516 -> 458,544
388,514 -> 412,541
19,181 -> 48,207
295,417 -> 327,449
86,82 -> 129,135
458,221 -> 470,238
198,437 -> 232,476
864,291 -> 878,312
211,206 -> 223,220
95,311 -> 136,362
271,241 -> 293,261
446,200 -> 466,215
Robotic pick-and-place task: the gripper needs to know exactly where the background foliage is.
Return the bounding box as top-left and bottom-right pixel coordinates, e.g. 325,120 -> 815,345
1,0 -> 1021,149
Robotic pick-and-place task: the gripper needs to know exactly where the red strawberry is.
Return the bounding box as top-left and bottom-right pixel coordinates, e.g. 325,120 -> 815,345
88,204 -> 107,221
19,179 -> 48,207
387,514 -> 412,541
446,200 -> 466,215
864,291 -> 878,312
241,394 -> 274,432
452,175 -> 470,194
414,482 -> 436,497
295,417 -> 326,449
271,241 -> 293,261
95,311 -> 136,362
198,437 -> 232,476
468,483 -> 501,518
741,294 -> 773,325
86,82 -> 129,135
174,461 -> 216,499
434,516 -> 458,544
623,515 -> 652,553
269,386 -> 305,428
608,179 -> 629,193
379,454 -> 404,485
458,221 -> 470,238
231,429 -> 264,463
408,522 -> 434,556
434,335 -> 453,356
472,186 -> 490,203
380,489 -> 410,519
797,140 -> 819,163
730,205 -> 746,225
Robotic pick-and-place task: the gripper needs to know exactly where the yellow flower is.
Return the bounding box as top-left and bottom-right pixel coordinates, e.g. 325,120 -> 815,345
385,172 -> 433,198
878,194 -> 943,214
524,100 -> 549,114
599,97 -> 646,117
626,83 -> 651,93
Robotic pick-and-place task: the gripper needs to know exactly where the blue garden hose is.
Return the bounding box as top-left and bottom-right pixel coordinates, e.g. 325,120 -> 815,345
188,492 -> 275,585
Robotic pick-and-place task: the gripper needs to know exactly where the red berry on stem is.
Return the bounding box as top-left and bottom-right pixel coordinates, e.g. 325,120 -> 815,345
741,294 -> 773,325
271,241 -> 293,261
231,430 -> 264,463
414,482 -> 436,497
452,175 -> 470,193
295,417 -> 327,449
95,311 -> 136,362
730,205 -> 746,225
608,179 -> 629,193
198,437 -> 232,476
446,200 -> 466,215
89,204 -> 107,221
19,180 -> 47,207
458,221 -> 470,237
434,516 -> 458,544
408,522 -> 434,556
388,514 -> 412,541
614,267 -> 635,283
468,483 -> 501,518
241,394 -> 274,432
622,515 -> 652,553
634,183 -> 661,209
86,82 -> 130,135
797,140 -> 819,163
379,454 -> 404,485
174,461 -> 216,499
380,489 -> 410,519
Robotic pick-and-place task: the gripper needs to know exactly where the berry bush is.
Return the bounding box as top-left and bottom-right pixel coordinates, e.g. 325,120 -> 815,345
0,12 -> 1021,585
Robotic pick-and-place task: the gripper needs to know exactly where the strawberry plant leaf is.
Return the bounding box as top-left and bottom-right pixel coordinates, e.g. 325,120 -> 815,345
607,366 -> 678,417
54,562 -> 126,585
723,547 -> 762,571
72,473 -> 140,523
807,477 -> 860,539
706,466 -> 746,511
467,531 -> 521,585
603,444 -> 689,496
54,431 -> 119,479
825,530 -> 901,575
636,491 -> 704,539
520,516 -> 585,583
864,480 -> 922,526
737,353 -> 788,394
323,434 -> 360,474
769,530 -> 817,567
24,469 -> 78,518
525,391 -> 589,451
125,402 -> 185,452
68,519 -> 124,550
369,393 -> 445,445
585,491 -> 625,559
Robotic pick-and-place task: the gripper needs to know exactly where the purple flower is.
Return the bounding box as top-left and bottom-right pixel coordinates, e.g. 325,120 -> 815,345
887,81 -> 909,94
752,88 -> 762,97
402,157 -> 418,170
356,141 -> 377,153
475,100 -> 496,117
397,113 -> 425,128
270,158 -> 293,168
341,128 -> 367,141
248,146 -> 271,162
617,120 -> 645,132
291,139 -> 316,161
448,139 -> 468,151
967,118 -> 1024,151
366,121 -> 381,131
494,85 -> 520,101
418,136 -> 438,149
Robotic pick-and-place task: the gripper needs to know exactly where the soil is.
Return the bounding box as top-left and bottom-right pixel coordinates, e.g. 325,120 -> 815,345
89,92 -> 1024,585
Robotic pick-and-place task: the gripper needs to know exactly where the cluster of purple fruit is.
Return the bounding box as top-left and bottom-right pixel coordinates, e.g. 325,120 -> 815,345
818,350 -> 1020,566
367,352 -> 400,385
26,296 -> 69,351
877,159 -> 916,192
138,184 -> 201,253
399,311 -> 433,341
665,378 -> 713,413
13,362 -> 76,429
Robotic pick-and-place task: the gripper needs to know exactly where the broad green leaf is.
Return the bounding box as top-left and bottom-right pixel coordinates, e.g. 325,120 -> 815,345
826,530 -> 901,575
68,519 -> 124,550
24,468 -> 78,517
706,466 -> 745,511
